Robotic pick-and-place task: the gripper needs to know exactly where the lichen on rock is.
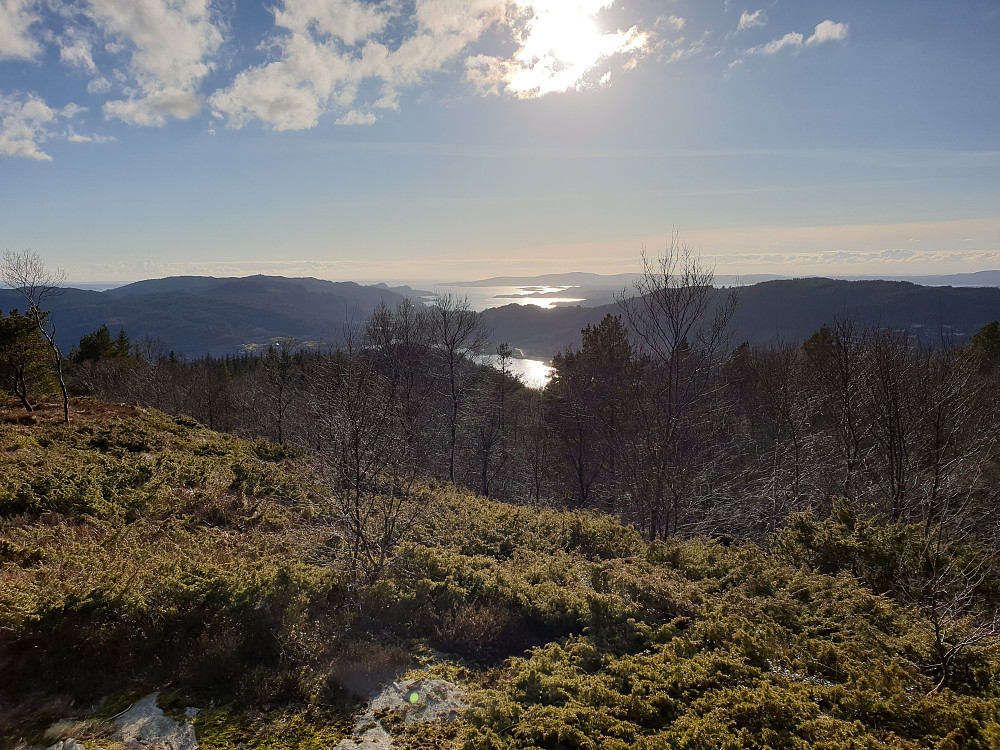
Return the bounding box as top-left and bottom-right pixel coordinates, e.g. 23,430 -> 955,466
334,679 -> 467,750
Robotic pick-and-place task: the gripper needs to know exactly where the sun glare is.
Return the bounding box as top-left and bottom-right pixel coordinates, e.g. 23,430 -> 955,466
505,0 -> 648,96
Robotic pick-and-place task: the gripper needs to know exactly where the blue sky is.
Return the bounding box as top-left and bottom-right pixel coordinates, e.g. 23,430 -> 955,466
1,0 -> 998,282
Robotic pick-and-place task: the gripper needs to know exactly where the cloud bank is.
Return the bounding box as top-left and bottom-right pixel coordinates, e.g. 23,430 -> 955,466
2,1 -> 652,137
209,0 -> 652,129
0,2 -> 855,157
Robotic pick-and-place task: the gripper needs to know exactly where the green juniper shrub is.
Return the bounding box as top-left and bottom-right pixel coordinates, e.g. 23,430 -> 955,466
3,408 -> 1000,750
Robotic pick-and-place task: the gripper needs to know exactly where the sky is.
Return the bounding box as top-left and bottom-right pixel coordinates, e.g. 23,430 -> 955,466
1,0 -> 999,283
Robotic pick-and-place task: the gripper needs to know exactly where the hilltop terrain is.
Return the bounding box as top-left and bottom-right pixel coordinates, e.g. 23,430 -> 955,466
4,274 -> 998,360
0,276 -> 416,357
1,399 -> 998,748
483,277 -> 1000,358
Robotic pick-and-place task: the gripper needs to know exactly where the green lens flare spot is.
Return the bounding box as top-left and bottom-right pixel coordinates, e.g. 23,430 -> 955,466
408,691 -> 420,704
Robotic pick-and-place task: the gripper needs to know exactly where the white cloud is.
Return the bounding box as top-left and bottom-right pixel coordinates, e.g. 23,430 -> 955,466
210,0 -> 514,129
65,128 -> 117,143
0,90 -> 90,160
60,102 -> 87,119
83,0 -> 224,126
655,15 -> 685,32
210,0 -> 445,130
663,34 -> 708,64
751,31 -> 803,55
207,47 -> 330,131
211,0 -> 651,130
749,19 -> 848,55
87,76 -> 113,94
104,87 -> 202,126
372,86 -> 399,111
737,10 -> 766,32
58,26 -> 99,73
0,0 -> 42,60
0,92 -> 56,160
336,109 -> 376,125
273,0 -> 389,46
807,20 -> 849,46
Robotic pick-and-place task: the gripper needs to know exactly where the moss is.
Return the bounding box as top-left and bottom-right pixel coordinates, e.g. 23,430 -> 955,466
195,705 -> 351,750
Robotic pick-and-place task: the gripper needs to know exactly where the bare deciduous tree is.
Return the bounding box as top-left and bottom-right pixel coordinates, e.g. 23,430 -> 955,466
1,249 -> 70,422
615,238 -> 738,537
365,299 -> 435,463
428,293 -> 489,483
620,236 -> 737,370
257,339 -> 305,445
307,341 -> 423,585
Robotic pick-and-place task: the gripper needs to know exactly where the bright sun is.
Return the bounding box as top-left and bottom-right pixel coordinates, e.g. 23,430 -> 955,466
505,0 -> 648,96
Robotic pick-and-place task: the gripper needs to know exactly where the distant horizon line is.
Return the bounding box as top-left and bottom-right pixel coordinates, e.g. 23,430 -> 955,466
62,268 -> 1000,285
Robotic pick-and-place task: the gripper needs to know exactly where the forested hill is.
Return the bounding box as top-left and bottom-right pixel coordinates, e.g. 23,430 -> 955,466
483,277 -> 1000,358
0,275 -> 414,356
2,275 -> 998,359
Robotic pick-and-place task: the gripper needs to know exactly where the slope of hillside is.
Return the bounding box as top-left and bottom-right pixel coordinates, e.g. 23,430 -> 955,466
1,399 -> 997,749
4,275 -> 998,361
0,276 -> 411,356
482,278 -> 1000,358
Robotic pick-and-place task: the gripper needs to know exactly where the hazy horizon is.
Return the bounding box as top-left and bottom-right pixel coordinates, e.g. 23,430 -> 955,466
61,267 -> 1000,292
2,1 -> 998,281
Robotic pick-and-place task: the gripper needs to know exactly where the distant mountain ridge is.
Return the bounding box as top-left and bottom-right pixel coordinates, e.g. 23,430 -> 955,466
448,270 -> 1000,311
451,269 -> 1000,289
0,275 -> 413,356
481,277 -> 1000,359
2,273 -> 998,360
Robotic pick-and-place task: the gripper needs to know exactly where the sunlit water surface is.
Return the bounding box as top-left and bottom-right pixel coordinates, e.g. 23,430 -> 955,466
478,353 -> 554,389
425,285 -> 584,312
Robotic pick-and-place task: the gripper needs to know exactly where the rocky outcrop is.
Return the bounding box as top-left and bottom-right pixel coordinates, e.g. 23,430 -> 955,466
112,693 -> 199,750
46,741 -> 86,750
334,678 -> 467,750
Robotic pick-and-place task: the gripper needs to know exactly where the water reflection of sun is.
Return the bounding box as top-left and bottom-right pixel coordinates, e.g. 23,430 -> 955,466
518,358 -> 555,389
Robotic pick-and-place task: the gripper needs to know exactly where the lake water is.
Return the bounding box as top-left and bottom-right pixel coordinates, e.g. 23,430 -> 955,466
415,284 -> 585,312
478,353 -> 554,389
506,357 -> 554,389
381,283 -> 567,389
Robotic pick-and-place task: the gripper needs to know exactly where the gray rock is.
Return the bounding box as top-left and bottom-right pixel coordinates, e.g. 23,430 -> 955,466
46,740 -> 87,750
337,724 -> 393,749
334,678 -> 466,750
112,693 -> 198,750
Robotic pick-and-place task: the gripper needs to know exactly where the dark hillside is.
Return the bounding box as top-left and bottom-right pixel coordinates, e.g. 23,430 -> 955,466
482,277 -> 1000,358
5,275 -> 996,361
734,277 -> 1000,344
483,302 -> 601,358
105,276 -> 228,297
0,276 -> 411,356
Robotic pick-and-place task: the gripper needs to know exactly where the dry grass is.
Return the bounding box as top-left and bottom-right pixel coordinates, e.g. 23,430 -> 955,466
0,397 -> 142,429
